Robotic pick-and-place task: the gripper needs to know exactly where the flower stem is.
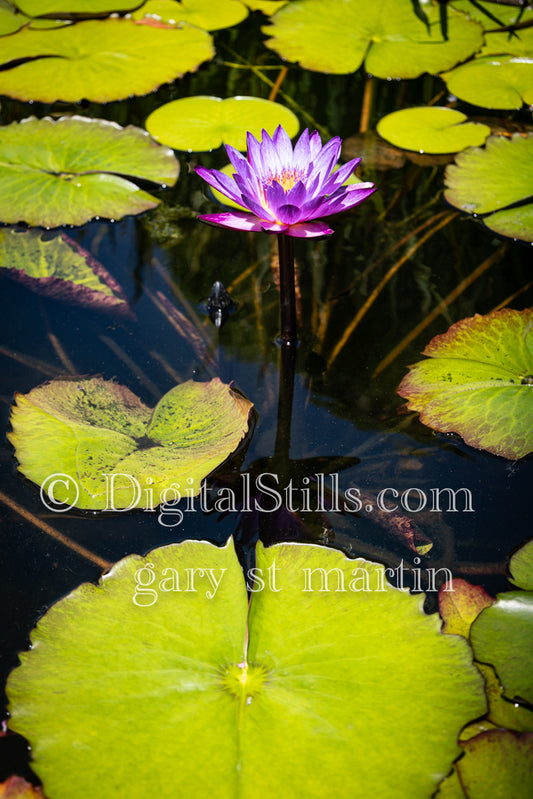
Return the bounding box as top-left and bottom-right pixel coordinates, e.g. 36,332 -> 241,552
277,233 -> 297,345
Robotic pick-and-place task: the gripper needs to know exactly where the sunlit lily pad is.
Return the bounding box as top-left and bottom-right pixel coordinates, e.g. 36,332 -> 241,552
263,0 -> 483,78
14,0 -> 143,14
510,539 -> 533,592
6,538 -> 485,798
146,95 -> 299,152
0,1 -> 29,35
471,590 -> 533,705
0,18 -> 214,102
0,116 -> 179,227
0,228 -> 131,316
131,0 -> 248,31
243,0 -> 286,12
442,55 -> 533,110
397,308 -> 533,460
8,377 -> 253,510
444,134 -> 533,242
377,107 -> 491,154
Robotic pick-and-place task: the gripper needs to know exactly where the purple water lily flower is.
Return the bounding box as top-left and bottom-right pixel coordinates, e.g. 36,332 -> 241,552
195,126 -> 375,239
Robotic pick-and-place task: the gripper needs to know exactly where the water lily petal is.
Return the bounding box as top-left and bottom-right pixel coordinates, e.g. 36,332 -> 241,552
337,182 -> 376,207
293,129 -> 311,171
321,158 -> 362,192
247,131 -> 266,180
312,183 -> 376,217
311,137 -> 342,185
285,180 -> 307,207
305,172 -> 322,199
260,131 -> 283,177
276,203 -> 303,225
272,124 -> 294,166
308,130 -> 323,161
286,220 -> 334,238
260,220 -> 289,233
195,166 -> 245,206
196,127 -> 374,238
197,212 -> 265,232
236,188 -> 276,222
232,167 -> 262,201
225,144 -> 250,174
264,180 -> 289,218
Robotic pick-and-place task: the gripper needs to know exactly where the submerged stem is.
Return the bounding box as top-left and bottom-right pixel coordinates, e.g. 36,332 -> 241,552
277,233 -> 297,346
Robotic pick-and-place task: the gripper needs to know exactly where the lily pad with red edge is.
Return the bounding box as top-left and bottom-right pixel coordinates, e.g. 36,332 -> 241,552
0,229 -> 132,317
376,107 -> 491,154
444,133 -> 533,242
439,578 -> 494,638
6,538 -> 485,799
0,116 -> 179,228
145,95 -> 299,152
8,377 -> 253,510
131,0 -> 248,31
262,0 -> 483,78
0,18 -> 214,103
0,775 -> 45,798
397,308 -> 533,460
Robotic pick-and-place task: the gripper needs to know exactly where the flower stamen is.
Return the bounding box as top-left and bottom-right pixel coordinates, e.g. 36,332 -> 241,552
264,168 -> 304,193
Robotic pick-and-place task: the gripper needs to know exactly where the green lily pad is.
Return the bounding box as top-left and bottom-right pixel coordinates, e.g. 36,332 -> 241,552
377,107 -> 491,154
438,730 -> 533,798
14,0 -> 143,14
0,1 -> 29,35
0,228 -> 131,316
444,134 -> 533,242
0,17 -> 214,103
510,539 -> 533,592
471,592 -> 533,705
146,95 -> 299,152
477,663 -> 533,734
441,55 -> 533,110
458,730 -> 533,799
452,1 -> 533,57
6,539 -> 485,798
0,116 -> 179,228
397,308 -> 533,460
243,0 -> 286,13
131,0 -> 248,31
262,0 -> 483,78
8,377 -> 253,510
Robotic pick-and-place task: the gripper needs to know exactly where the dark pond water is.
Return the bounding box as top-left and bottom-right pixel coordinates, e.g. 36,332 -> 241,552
0,11 -> 532,781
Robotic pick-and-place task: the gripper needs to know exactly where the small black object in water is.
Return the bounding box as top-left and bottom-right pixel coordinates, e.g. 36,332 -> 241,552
205,281 -> 235,328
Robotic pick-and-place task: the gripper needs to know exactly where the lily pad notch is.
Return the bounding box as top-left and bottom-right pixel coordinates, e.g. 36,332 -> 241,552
0,115 -> 180,228
6,538 -> 486,799
8,376 -> 254,510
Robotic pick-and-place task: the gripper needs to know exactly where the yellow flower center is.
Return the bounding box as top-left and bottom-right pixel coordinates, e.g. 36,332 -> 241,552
265,167 -> 304,194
